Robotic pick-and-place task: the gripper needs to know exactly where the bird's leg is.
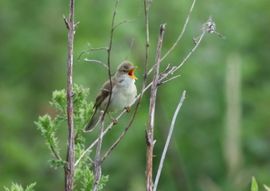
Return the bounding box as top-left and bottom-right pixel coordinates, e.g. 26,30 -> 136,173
125,106 -> 131,113
108,112 -> 118,125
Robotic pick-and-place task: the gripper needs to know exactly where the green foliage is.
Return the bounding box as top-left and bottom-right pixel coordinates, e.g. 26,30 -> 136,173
72,84 -> 93,144
74,159 -> 109,191
48,158 -> 67,169
75,165 -> 94,191
99,175 -> 109,191
34,84 -> 108,189
35,114 -> 62,168
73,158 -> 109,190
50,89 -> 66,115
34,84 -> 93,168
3,182 -> 36,191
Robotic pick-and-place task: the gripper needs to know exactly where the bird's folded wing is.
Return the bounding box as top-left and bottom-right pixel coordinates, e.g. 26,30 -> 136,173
93,78 -> 115,109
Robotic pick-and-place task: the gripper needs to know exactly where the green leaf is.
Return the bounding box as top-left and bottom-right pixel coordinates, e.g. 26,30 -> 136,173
3,182 -> 36,191
72,84 -> 93,128
74,165 -> 94,190
35,115 -> 60,160
50,89 -> 66,113
25,183 -> 36,191
49,159 -> 66,169
99,175 -> 109,190
251,176 -> 258,191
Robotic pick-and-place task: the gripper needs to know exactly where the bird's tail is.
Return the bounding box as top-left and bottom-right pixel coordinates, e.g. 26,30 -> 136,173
84,109 -> 101,132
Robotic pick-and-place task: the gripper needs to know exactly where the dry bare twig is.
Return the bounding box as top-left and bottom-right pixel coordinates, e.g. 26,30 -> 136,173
113,19 -> 136,31
64,0 -> 75,190
99,17 -> 216,166
146,24 -> 166,191
102,0 -> 120,120
153,90 -> 186,191
76,17 -> 215,167
98,0 -> 153,164
146,0 -> 196,77
161,0 -> 196,61
84,58 -> 108,70
92,0 -> 119,188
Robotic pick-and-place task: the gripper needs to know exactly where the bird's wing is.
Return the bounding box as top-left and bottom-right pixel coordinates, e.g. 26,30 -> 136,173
93,78 -> 115,109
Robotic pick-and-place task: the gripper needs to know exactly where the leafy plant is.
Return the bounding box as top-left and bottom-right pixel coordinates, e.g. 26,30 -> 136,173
34,84 -> 108,189
3,182 -> 36,191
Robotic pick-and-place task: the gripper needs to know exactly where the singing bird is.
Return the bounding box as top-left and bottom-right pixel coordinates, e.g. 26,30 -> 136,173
84,61 -> 137,132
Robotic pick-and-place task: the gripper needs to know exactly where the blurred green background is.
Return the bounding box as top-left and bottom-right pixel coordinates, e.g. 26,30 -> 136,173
1,0 -> 270,190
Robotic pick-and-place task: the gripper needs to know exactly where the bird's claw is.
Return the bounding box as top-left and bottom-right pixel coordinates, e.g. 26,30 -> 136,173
125,106 -> 131,113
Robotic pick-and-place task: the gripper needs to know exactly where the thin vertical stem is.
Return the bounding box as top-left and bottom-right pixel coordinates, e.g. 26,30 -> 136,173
102,0 -> 120,120
153,91 -> 186,191
65,0 -> 75,190
93,112 -> 105,191
92,0 -> 119,189
143,0 -> 151,82
146,24 -> 166,191
99,0 -> 152,164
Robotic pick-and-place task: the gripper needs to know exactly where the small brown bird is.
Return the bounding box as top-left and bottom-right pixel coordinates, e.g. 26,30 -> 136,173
85,61 -> 137,132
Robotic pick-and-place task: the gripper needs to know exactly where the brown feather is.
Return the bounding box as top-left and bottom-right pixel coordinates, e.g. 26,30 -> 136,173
93,77 -> 116,109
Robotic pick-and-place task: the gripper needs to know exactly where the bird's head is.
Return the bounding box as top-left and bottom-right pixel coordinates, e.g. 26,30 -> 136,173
116,61 -> 137,80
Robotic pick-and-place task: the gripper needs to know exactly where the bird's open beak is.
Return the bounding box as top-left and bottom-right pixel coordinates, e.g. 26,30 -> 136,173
128,67 -> 138,80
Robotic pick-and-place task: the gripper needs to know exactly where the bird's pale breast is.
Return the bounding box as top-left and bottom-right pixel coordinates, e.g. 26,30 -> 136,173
109,79 -> 137,111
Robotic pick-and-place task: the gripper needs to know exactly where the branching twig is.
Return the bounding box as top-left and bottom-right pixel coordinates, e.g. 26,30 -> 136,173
100,109 -> 134,163
102,0 -> 120,120
146,0 -> 196,77
146,24 -> 166,191
76,18 -> 212,167
76,73 -> 176,168
100,17 -> 213,189
158,74 -> 181,86
174,31 -> 205,73
143,0 -> 151,82
153,90 -> 186,191
98,0 -> 153,164
91,0 -> 120,189
84,58 -> 108,69
113,19 -> 135,31
64,0 -> 75,190
75,83 -> 153,167
161,0 -> 196,61
77,47 -> 108,62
